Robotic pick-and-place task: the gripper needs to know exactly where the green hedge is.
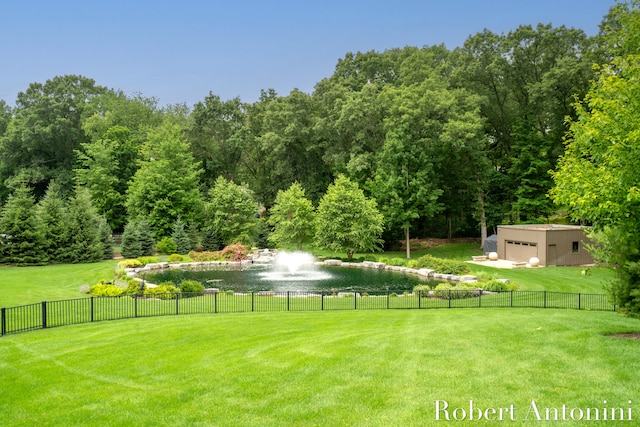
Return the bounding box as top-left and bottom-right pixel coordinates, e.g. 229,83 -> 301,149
414,254 -> 470,275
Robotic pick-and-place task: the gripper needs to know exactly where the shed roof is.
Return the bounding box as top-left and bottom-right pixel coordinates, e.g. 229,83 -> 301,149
497,224 -> 586,231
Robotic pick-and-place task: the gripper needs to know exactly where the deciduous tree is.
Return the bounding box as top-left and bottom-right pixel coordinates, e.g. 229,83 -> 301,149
267,182 -> 315,250
551,0 -> 640,316
315,175 -> 383,259
205,176 -> 259,246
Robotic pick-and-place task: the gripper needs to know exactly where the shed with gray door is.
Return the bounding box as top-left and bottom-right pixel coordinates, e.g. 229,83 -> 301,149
497,224 -> 593,266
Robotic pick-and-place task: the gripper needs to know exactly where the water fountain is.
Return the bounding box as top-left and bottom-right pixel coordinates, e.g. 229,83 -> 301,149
140,251 -> 429,292
258,251 -> 333,282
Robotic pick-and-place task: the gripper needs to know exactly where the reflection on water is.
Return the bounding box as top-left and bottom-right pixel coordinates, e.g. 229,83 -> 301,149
141,264 -> 428,292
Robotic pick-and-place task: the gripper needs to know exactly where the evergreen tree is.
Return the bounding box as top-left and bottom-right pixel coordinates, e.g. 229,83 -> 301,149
66,188 -> 103,263
98,215 -> 114,260
171,217 -> 191,254
121,219 -> 155,258
36,182 -> 69,263
137,219 -> 156,256
0,186 -> 47,264
201,227 -> 223,251
121,220 -> 143,259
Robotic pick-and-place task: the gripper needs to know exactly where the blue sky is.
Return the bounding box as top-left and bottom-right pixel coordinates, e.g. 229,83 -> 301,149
1,0 -> 617,107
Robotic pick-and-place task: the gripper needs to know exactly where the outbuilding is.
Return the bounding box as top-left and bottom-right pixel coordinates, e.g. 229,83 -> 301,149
496,224 -> 593,266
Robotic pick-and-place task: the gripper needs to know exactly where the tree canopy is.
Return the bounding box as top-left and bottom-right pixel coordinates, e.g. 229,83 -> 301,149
552,1 -> 640,316
0,3 -> 632,265
315,175 -> 384,259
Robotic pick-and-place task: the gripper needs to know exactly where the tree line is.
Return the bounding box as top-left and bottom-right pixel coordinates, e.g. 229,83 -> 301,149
0,4 -> 634,267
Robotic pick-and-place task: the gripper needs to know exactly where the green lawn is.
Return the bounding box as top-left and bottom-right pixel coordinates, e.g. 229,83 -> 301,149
1,309 -> 639,426
0,247 -> 638,425
0,261 -> 119,307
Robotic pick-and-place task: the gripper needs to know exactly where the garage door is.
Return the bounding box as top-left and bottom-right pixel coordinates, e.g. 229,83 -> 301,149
505,241 -> 538,262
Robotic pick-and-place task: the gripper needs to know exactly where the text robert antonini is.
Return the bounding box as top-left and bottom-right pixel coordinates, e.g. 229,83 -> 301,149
434,400 -> 633,422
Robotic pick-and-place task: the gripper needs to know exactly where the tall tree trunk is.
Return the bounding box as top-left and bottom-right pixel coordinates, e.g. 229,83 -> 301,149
478,192 -> 487,251
404,226 -> 411,259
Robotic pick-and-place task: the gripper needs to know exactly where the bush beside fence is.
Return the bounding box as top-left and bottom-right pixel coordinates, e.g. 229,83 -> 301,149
0,290 -> 615,337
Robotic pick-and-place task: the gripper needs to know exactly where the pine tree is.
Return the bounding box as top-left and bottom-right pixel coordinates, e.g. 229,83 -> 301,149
98,215 -> 114,260
121,218 -> 156,259
66,188 -> 103,263
171,217 -> 191,254
121,220 -> 143,259
36,182 -> 69,263
0,185 -> 47,265
137,219 -> 156,256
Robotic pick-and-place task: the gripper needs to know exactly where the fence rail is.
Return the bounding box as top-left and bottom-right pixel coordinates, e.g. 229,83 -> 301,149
0,290 -> 616,337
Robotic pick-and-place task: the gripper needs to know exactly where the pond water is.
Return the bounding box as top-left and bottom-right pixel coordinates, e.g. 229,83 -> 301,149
141,264 -> 429,293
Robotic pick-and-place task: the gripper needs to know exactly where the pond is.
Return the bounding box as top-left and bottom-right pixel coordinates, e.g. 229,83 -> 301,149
140,263 -> 429,293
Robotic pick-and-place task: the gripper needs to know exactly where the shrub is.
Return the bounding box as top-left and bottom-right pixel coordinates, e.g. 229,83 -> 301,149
188,251 -> 221,262
123,278 -> 145,295
179,280 -> 205,295
219,243 -> 249,261
156,236 -> 177,255
388,257 -> 406,267
413,284 -> 432,297
378,257 -> 389,264
89,281 -> 124,297
407,260 -> 420,269
482,280 -> 518,291
117,259 -> 143,268
144,283 -> 179,299
414,254 -> 470,275
432,283 -> 475,300
115,259 -> 141,279
168,253 -> 184,263
362,254 -> 378,262
136,256 -> 159,266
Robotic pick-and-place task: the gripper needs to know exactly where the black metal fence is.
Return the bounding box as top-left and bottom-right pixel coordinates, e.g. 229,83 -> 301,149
0,290 -> 615,337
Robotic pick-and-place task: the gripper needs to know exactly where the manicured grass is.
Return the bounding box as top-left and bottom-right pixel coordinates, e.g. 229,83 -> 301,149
1,309 -> 639,426
0,261 -> 119,308
468,264 -> 614,294
385,242 -> 483,260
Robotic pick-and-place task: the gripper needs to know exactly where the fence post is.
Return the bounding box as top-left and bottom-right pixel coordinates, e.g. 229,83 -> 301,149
90,296 -> 94,322
134,295 -> 137,318
510,290 -> 513,308
418,290 -> 421,309
544,291 -> 547,309
1,307 -> 5,336
287,291 -> 290,311
354,291 -> 357,310
479,289 -> 482,307
214,292 -> 217,314
321,292 -> 324,311
386,289 -> 390,310
448,291 -> 451,309
175,293 -> 179,315
251,292 -> 255,312
578,293 -> 581,310
41,301 -> 47,329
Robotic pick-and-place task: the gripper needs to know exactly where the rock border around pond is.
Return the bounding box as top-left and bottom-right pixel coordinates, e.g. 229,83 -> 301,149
123,255 -> 478,286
